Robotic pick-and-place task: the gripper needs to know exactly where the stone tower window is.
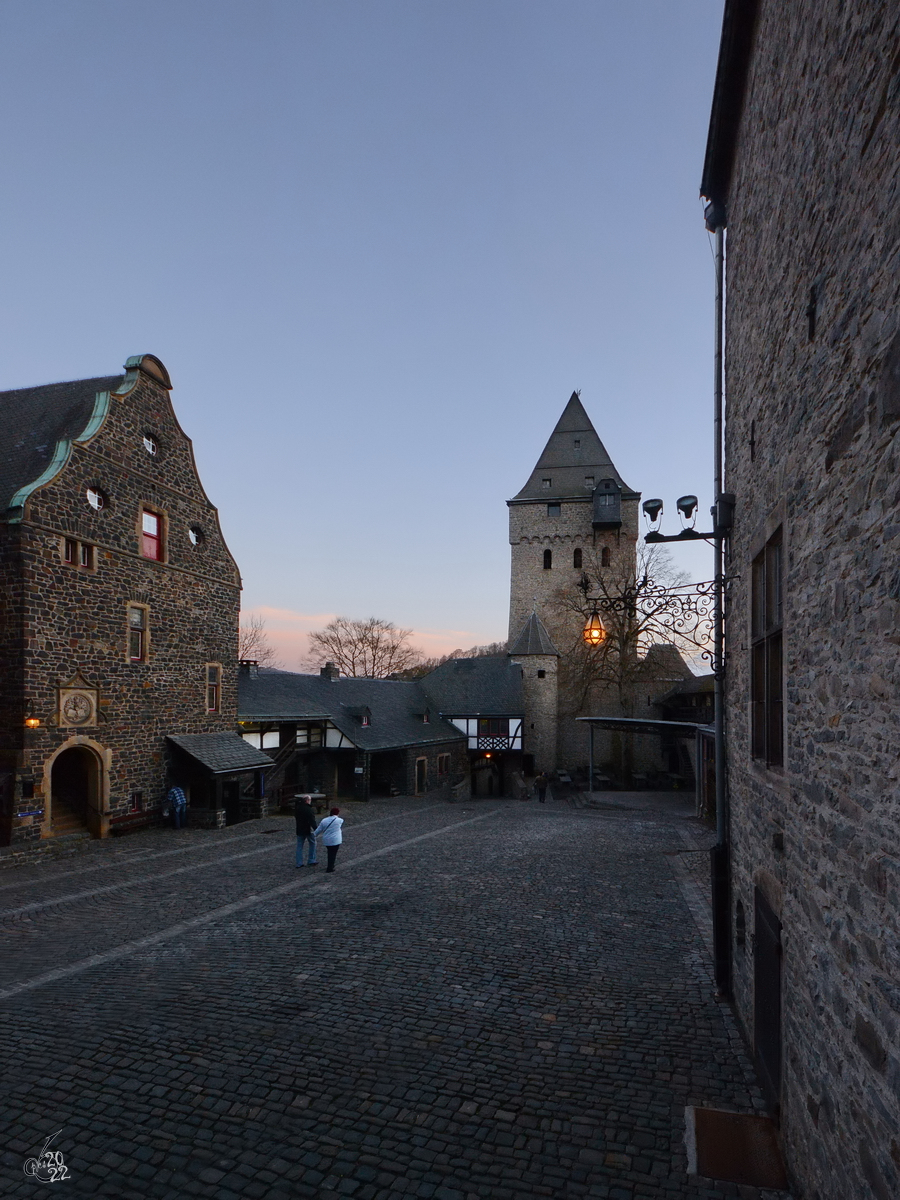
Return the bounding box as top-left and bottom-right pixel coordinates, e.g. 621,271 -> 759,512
601,547 -> 611,567
547,503 -> 560,517
543,549 -> 552,570
537,669 -> 546,679
573,549 -> 582,569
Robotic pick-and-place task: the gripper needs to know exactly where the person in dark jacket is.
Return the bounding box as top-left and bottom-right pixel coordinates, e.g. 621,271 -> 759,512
294,795 -> 318,867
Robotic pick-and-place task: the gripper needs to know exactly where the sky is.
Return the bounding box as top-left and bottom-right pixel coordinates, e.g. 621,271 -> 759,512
0,0 -> 725,668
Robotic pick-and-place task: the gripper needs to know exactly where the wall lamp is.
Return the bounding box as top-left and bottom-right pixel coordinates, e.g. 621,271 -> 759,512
583,610 -> 607,646
24,704 -> 41,729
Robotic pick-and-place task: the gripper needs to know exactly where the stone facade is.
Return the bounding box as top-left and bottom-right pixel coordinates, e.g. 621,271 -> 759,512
0,356 -> 242,852
704,3 -> 900,1197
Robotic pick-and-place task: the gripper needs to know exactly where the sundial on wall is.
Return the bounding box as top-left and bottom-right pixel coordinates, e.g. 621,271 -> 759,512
57,672 -> 98,728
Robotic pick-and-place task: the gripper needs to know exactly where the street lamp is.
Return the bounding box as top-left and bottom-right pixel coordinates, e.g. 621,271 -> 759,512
640,489 -> 734,997
583,611 -> 606,645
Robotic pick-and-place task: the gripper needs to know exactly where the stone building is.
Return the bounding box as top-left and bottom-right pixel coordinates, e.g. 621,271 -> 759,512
507,391 -> 697,776
0,354 -> 270,858
703,2 -> 900,1197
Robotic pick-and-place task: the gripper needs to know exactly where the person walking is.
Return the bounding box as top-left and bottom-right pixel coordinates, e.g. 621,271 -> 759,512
167,784 -> 188,828
534,772 -> 549,804
294,795 -> 318,867
316,807 -> 344,873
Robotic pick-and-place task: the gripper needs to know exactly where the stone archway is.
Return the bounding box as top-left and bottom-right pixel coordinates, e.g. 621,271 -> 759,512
44,738 -> 110,839
471,755 -> 502,797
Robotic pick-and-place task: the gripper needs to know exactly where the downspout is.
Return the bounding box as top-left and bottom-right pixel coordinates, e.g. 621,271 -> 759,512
706,200 -> 732,998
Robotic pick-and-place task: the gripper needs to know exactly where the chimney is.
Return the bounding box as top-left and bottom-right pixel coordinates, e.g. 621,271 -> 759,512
320,662 -> 340,681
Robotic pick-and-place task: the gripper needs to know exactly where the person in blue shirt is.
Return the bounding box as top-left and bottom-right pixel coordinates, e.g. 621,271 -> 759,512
316,808 -> 344,873
166,785 -> 187,829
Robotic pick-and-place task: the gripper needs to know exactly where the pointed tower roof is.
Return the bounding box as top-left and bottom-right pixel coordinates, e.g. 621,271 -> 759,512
508,611 -> 559,657
509,391 -> 636,503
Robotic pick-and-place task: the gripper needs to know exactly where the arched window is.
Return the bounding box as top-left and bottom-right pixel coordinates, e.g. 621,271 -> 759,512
601,546 -> 611,567
573,548 -> 582,569
543,549 -> 552,570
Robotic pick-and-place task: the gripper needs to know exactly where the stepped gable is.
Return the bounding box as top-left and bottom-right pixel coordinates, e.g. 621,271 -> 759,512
509,391 -> 636,503
508,612 -> 559,657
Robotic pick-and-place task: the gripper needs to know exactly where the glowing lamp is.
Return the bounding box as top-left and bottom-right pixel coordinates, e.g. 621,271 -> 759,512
24,715 -> 41,729
583,611 -> 606,646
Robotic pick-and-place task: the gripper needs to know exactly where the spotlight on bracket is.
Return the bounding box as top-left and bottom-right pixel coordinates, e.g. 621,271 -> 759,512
642,498 -> 664,530
676,495 -> 699,528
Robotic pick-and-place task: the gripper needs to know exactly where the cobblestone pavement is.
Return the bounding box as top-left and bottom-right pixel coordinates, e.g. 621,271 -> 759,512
0,794 -> 790,1200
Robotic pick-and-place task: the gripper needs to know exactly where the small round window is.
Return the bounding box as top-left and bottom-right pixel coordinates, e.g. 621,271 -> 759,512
142,435 -> 158,456
86,487 -> 107,510
188,526 -> 205,546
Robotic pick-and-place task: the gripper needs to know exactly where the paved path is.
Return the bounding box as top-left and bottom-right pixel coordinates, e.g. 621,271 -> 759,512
1,795 -> 786,1199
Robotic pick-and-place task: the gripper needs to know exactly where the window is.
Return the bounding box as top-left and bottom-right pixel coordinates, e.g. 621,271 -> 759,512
188,526 -> 204,546
142,435 -> 157,456
128,606 -> 148,662
547,503 -> 560,517
142,510 -> 162,560
601,547 -> 611,567
537,669 -> 546,679
541,478 -> 551,489
478,718 -> 509,738
422,709 -> 430,724
573,439 -> 580,449
62,538 -> 95,569
129,791 -> 143,813
437,753 -> 450,778
584,476 -> 594,487
751,529 -> 783,767
573,548 -> 582,569
63,538 -> 76,563
361,712 -> 370,726
206,665 -> 221,713
543,549 -> 552,569
86,487 -> 106,510
79,543 -> 94,568
596,492 -> 615,507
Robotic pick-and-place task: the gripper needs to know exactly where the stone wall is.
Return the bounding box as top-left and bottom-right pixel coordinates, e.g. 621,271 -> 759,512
0,364 -> 241,846
722,3 -> 900,1197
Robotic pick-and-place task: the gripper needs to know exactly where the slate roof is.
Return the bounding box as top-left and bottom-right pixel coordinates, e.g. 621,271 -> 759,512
0,375 -> 124,515
167,732 -> 274,774
420,655 -> 524,717
657,672 -> 715,704
509,391 -> 636,503
508,612 -> 559,657
237,671 -> 464,751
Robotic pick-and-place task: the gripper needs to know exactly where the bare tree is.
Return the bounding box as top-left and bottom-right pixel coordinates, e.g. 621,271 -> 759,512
238,612 -> 281,668
391,640 -> 509,680
304,616 -> 423,678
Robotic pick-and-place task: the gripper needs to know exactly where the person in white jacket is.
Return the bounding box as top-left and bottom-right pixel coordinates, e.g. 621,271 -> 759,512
316,807 -> 344,873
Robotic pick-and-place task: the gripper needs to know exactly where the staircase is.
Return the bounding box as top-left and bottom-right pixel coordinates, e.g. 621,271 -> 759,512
50,795 -> 91,843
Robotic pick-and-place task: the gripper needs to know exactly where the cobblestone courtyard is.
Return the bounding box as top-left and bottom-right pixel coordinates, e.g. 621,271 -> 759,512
1,795 -> 786,1199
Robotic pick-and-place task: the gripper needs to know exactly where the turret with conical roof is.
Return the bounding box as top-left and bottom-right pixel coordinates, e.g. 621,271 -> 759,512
507,608 -> 559,773
507,392 -> 640,658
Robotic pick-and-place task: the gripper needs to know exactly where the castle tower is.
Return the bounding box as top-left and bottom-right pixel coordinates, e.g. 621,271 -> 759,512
507,392 -> 640,657
507,610 -> 559,774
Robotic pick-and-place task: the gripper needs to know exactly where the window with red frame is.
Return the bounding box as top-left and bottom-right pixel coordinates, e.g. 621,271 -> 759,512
141,510 -> 162,560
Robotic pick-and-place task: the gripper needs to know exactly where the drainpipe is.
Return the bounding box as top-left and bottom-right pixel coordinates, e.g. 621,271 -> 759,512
706,200 -> 732,998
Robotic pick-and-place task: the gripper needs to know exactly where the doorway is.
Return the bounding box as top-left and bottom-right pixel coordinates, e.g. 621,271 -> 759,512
51,746 -> 100,837
415,758 -> 427,795
472,755 -> 501,797
754,887 -> 783,1112
222,781 -> 241,826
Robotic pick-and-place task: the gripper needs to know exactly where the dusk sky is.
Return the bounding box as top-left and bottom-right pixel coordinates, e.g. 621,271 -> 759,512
0,1 -> 724,667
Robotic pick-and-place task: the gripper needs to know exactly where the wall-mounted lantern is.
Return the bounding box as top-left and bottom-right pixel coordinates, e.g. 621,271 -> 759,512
583,611 -> 606,646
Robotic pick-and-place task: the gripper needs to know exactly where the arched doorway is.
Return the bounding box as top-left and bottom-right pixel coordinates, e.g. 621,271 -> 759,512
50,746 -> 101,838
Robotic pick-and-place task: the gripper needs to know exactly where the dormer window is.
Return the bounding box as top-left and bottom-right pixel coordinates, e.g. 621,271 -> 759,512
422,709 -> 430,724
541,478 -> 551,489
574,439 -> 580,449
361,713 -> 370,726
584,476 -> 594,487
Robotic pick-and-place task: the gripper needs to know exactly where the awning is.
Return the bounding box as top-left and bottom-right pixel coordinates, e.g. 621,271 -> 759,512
166,733 -> 274,775
576,716 -> 712,738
